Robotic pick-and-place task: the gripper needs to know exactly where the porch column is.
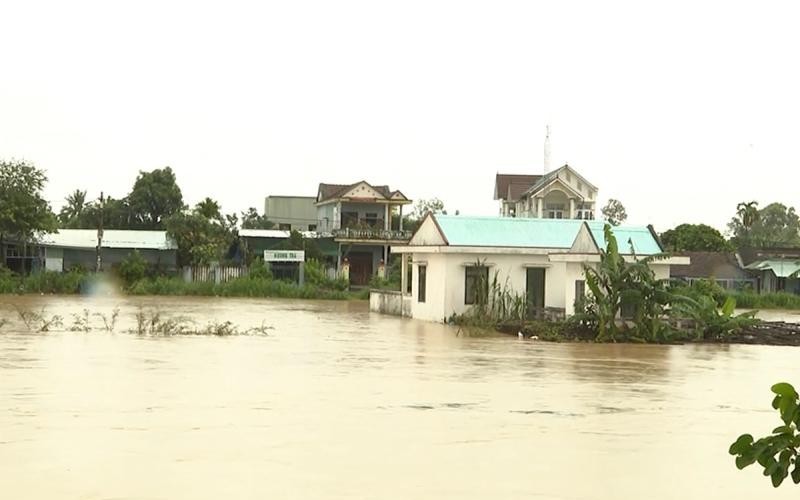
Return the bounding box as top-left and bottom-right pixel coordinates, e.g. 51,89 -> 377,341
399,205 -> 404,230
384,204 -> 390,230
401,253 -> 408,295
570,198 -> 576,219
537,197 -> 544,218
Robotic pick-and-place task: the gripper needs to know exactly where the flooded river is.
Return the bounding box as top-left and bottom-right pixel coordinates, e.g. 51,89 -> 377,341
1,295 -> 798,499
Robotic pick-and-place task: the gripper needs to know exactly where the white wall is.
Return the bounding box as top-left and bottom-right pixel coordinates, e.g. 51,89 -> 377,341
406,251 -> 678,322
411,253 -> 449,322
410,251 -> 578,322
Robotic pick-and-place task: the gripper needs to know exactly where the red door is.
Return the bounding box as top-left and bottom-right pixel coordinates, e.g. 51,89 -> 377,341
348,252 -> 373,286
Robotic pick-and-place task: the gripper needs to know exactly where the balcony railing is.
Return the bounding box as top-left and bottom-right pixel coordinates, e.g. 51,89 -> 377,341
333,227 -> 412,241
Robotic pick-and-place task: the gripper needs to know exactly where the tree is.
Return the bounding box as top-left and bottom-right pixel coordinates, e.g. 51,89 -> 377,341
0,160 -> 57,265
195,197 -> 222,222
278,230 -> 323,261
165,199 -> 237,266
411,198 -> 446,220
729,382 -> 800,488
127,167 -> 185,229
737,201 -> 760,230
59,189 -> 88,226
660,224 -> 732,252
59,194 -> 133,229
240,207 -> 274,229
729,202 -> 800,248
601,199 -> 627,226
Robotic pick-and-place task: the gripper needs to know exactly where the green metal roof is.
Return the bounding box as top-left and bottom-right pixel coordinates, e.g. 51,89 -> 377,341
433,215 -> 663,254
585,222 -> 664,256
745,260 -> 800,278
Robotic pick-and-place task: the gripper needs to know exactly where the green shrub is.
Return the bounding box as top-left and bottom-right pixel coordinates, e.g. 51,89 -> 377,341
118,250 -> 148,287
126,275 -> 356,300
248,258 -> 272,280
305,259 -> 348,291
20,270 -> 85,294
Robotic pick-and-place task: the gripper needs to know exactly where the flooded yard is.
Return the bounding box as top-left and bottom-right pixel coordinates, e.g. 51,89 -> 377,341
1,295 -> 799,499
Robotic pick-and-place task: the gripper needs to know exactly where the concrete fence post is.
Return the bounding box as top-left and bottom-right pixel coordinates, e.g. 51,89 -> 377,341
377,259 -> 386,279
341,258 -> 350,284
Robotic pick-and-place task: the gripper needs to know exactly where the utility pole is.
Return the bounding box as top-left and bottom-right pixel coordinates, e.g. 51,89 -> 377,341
96,191 -> 104,272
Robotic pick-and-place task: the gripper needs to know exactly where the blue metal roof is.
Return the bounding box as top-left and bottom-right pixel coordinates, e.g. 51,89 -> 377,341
432,215 -> 662,254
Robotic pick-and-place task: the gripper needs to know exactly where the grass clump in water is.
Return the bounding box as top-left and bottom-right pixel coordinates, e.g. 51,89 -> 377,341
727,291 -> 800,310
15,306 -> 64,332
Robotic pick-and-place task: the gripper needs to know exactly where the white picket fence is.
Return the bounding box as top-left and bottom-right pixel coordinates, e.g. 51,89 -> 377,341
182,265 -> 248,284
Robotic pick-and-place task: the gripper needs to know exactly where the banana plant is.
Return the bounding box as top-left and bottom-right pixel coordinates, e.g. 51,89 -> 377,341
582,225 -> 676,342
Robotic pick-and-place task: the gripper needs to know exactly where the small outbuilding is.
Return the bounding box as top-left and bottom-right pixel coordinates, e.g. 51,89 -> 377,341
4,230 -> 178,273
389,215 -> 690,323
670,251 -> 756,291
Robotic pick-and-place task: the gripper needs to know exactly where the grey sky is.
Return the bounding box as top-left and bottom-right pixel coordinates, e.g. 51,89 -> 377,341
2,0 -> 798,234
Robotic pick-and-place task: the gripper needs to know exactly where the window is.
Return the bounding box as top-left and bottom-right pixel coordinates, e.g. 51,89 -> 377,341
574,280 -> 586,308
342,211 -> 359,228
308,224 -> 317,231
465,266 -> 489,305
418,265 -> 427,303
278,223 -> 291,231
365,212 -> 379,227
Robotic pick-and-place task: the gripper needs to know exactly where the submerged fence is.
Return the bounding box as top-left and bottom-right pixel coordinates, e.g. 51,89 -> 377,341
182,266 -> 248,284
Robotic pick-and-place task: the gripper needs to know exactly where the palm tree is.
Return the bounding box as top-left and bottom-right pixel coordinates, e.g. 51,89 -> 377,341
195,197 -> 222,221
736,201 -> 760,230
59,189 -> 87,225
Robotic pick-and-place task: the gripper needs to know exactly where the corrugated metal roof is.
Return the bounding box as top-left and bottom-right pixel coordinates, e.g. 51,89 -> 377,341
432,215 -> 663,254
435,215 -> 584,248
37,230 -> 177,250
745,260 -> 800,278
585,222 -> 664,256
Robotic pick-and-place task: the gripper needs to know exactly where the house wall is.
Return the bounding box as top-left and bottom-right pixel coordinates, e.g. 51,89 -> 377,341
264,196 -> 318,230
54,248 -> 177,271
317,204 -> 336,232
407,251 -> 676,322
410,252 -> 574,322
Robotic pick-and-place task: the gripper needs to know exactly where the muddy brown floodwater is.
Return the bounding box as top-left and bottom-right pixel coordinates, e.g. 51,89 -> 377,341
1,295 -> 799,499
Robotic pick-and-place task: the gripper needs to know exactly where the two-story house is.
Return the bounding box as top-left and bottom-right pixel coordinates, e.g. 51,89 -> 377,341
495,164 -> 598,220
316,181 -> 412,286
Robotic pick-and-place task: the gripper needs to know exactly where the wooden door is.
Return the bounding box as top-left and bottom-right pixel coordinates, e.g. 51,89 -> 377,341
526,267 -> 546,315
348,252 -> 373,286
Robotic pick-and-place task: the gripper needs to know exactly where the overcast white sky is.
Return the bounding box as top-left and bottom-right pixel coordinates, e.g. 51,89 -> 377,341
1,0 -> 798,234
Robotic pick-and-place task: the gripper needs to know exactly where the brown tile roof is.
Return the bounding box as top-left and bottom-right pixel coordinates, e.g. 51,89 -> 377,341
317,181 -> 394,203
670,252 -> 749,280
494,174 -> 541,201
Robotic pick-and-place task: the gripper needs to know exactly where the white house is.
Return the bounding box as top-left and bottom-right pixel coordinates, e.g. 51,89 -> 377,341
495,164 -> 598,220
387,214 -> 689,323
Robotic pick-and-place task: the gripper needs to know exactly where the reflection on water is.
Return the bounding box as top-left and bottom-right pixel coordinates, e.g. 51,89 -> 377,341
0,295 -> 798,499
